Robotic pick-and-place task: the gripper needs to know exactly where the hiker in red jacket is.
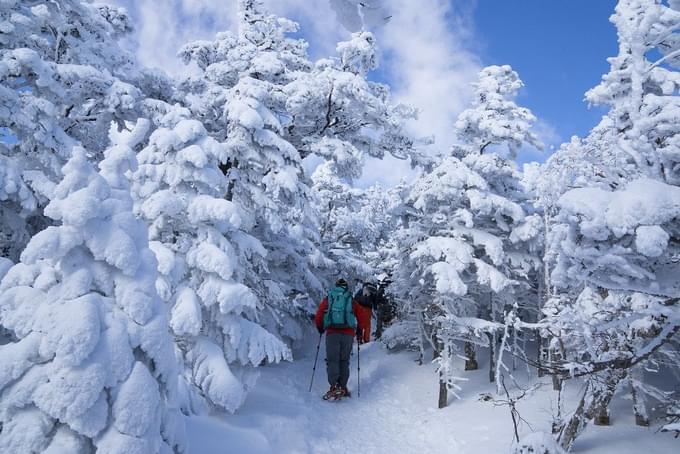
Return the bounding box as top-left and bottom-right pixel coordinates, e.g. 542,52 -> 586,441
315,278 -> 367,400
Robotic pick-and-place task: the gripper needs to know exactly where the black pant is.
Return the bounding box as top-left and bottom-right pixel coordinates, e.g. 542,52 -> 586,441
325,332 -> 354,387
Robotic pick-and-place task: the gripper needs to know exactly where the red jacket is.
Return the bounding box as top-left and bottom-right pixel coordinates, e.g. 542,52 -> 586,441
315,297 -> 367,336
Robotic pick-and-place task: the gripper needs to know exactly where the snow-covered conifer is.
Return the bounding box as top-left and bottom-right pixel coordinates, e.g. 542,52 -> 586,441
542,2 -> 680,447
286,31 -> 426,178
0,134 -> 183,453
388,156 -> 533,363
177,0 -> 344,335
0,0 -> 144,156
177,3 -> 425,325
132,107 -> 291,414
312,161 -> 394,285
0,0 -> 152,261
585,0 -> 680,185
386,65 -> 542,405
177,0 -> 310,140
545,178 -> 680,449
454,65 -> 541,159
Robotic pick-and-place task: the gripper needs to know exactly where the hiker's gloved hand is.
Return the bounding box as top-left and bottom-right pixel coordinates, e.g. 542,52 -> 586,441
317,326 -> 324,335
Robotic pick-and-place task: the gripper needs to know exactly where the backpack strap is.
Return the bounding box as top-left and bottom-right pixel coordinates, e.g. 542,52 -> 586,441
343,288 -> 351,326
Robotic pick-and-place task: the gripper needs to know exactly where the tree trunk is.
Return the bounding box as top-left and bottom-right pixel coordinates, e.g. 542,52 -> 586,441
538,214 -> 552,378
552,385 -> 564,435
557,383 -> 590,451
592,403 -> 610,426
551,347 -> 562,391
537,264 -> 545,377
488,294 -> 496,382
438,377 -> 448,409
512,328 -> 518,372
464,342 -> 478,370
552,373 -> 562,391
219,158 -> 238,201
632,387 -> 649,427
589,370 -> 622,427
488,332 -> 495,383
434,333 -> 448,408
559,372 -> 623,450
537,337 -> 547,378
630,370 -> 649,426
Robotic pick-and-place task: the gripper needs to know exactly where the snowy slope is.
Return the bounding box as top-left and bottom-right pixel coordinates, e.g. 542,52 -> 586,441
186,340 -> 677,453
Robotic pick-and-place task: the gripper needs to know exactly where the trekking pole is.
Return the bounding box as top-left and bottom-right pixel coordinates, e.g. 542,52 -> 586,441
308,333 -> 323,392
357,337 -> 361,398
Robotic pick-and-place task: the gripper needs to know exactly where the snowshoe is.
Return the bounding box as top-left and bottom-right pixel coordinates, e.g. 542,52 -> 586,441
332,386 -> 351,401
322,385 -> 340,400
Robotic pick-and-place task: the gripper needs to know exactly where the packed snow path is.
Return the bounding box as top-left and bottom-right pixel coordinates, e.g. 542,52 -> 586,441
186,341 -> 678,453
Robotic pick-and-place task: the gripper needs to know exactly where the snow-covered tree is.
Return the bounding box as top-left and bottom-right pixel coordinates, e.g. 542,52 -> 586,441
0,0 -> 166,261
287,29 -> 426,293
453,65 -> 542,159
544,178 -> 680,449
285,31 -> 427,179
455,66 -> 544,353
387,157 -> 537,368
0,136 -> 184,453
585,0 -> 680,185
132,108 -> 291,414
177,0 -> 327,315
311,161 -> 394,286
552,179 -> 680,298
540,2 -> 680,448
177,0 -> 310,141
175,0 -> 427,347
521,138 -> 605,379
0,0 -> 141,150
385,65 -> 542,406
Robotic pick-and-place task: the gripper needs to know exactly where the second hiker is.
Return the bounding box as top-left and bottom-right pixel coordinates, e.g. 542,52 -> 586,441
315,278 -> 368,400
354,282 -> 377,344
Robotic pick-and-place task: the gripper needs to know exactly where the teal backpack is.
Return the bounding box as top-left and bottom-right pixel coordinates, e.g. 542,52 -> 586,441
323,286 -> 357,330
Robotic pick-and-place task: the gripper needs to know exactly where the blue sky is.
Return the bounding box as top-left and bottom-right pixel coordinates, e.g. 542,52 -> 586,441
471,0 -> 618,159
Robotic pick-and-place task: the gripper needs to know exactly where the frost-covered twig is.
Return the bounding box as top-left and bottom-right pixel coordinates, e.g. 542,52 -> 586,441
480,376 -> 541,443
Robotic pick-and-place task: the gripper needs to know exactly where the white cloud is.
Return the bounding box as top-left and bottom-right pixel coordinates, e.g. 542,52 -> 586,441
112,0 -> 237,73
112,0 -> 348,73
355,155 -> 418,188
377,0 -> 481,151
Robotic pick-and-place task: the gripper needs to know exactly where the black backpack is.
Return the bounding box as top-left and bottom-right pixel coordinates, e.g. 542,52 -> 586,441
357,283 -> 377,308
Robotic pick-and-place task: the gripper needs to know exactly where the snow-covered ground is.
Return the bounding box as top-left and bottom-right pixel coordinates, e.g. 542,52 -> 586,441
186,340 -> 678,453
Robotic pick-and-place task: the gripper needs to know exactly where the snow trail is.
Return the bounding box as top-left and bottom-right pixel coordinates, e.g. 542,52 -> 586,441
186,340 -> 678,453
